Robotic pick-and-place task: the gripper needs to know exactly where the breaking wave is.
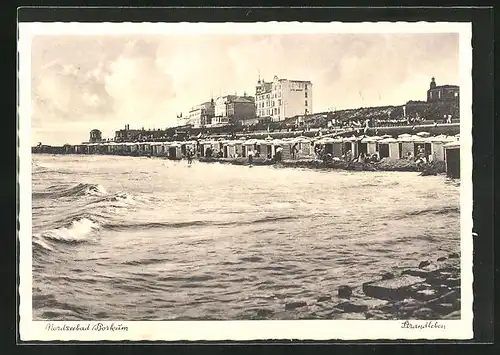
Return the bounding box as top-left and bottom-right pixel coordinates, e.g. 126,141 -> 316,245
31,182 -> 148,254
33,183 -> 107,199
40,218 -> 100,243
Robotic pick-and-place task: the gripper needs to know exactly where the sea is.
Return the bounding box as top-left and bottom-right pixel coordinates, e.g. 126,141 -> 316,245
30,154 -> 461,321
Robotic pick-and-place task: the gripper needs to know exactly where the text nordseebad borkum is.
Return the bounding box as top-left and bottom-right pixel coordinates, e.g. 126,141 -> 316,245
45,322 -> 128,332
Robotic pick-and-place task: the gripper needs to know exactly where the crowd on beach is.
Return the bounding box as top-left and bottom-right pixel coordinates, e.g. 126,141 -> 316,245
185,137 -> 435,169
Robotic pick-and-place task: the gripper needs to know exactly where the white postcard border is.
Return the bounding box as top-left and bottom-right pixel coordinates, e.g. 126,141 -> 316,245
18,21 -> 473,341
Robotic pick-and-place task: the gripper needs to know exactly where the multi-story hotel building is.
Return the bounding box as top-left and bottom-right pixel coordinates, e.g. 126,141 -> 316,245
187,100 -> 215,128
255,75 -> 313,121
213,94 -> 256,126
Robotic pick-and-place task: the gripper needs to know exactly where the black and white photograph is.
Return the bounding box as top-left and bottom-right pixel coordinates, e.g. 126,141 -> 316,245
18,21 -> 473,341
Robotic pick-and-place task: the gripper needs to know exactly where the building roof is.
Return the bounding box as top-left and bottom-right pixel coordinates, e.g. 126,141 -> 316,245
189,101 -> 214,112
288,79 -> 312,84
231,96 -> 255,103
263,78 -> 312,84
429,85 -> 459,90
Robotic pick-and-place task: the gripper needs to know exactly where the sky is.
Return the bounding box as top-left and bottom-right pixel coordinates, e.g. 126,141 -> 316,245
29,33 -> 459,145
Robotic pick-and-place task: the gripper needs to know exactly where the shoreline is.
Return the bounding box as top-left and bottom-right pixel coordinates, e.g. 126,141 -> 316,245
199,156 -> 446,174
33,153 -> 446,175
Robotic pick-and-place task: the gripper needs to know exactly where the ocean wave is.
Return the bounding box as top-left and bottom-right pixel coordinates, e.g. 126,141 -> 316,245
103,220 -> 209,231
33,183 -> 107,199
103,215 -> 298,231
392,206 -> 460,220
32,237 -> 55,252
82,191 -> 160,210
38,217 -> 100,244
406,206 -> 460,216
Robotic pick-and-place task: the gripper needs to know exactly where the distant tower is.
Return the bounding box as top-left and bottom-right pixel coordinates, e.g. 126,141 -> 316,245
89,129 -> 102,143
256,75 -> 263,95
430,77 -> 437,89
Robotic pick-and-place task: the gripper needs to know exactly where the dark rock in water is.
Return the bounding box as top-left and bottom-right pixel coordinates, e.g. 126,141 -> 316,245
402,268 -> 434,278
427,290 -> 461,307
429,302 -> 456,315
440,277 -> 460,288
395,300 -> 424,316
364,310 -> 390,320
448,252 -> 460,259
285,301 -> 307,311
335,312 -> 366,320
362,275 -> 426,301
381,272 -> 395,280
437,256 -> 447,262
413,288 -> 439,301
419,260 -> 431,269
436,284 -> 452,293
317,296 -> 331,303
443,310 -> 461,320
411,307 -> 438,319
255,308 -> 274,318
338,285 -> 353,299
335,301 -> 368,313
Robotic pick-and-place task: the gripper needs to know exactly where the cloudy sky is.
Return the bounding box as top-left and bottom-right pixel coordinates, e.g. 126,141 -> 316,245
30,33 -> 459,145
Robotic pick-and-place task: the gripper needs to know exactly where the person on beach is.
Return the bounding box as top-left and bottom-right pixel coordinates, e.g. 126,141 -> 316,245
291,143 -> 299,160
415,145 -> 427,166
275,146 -> 283,163
247,149 -> 254,166
345,150 -> 353,162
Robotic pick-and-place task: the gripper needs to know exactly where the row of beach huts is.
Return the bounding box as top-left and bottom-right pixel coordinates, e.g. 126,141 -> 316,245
71,132 -> 460,165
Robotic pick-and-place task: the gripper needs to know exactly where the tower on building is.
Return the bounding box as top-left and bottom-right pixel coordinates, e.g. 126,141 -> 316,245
430,77 -> 437,89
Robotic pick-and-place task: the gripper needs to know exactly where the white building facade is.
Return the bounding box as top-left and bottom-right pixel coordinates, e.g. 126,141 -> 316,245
214,96 -> 229,118
255,75 -> 313,122
187,101 -> 215,128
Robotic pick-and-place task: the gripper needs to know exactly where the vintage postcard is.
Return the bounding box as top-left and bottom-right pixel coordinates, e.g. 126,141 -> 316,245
18,21 -> 473,341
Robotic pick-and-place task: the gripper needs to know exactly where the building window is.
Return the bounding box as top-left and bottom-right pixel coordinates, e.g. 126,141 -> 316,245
305,84 -> 308,90
305,100 -> 308,107
278,107 -> 280,115
278,99 -> 282,106
454,92 -> 458,97
438,90 -> 441,99
278,91 -> 281,98
274,108 -> 277,115
305,91 -> 308,98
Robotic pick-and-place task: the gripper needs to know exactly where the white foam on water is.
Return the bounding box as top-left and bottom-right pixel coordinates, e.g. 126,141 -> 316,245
41,218 -> 100,243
